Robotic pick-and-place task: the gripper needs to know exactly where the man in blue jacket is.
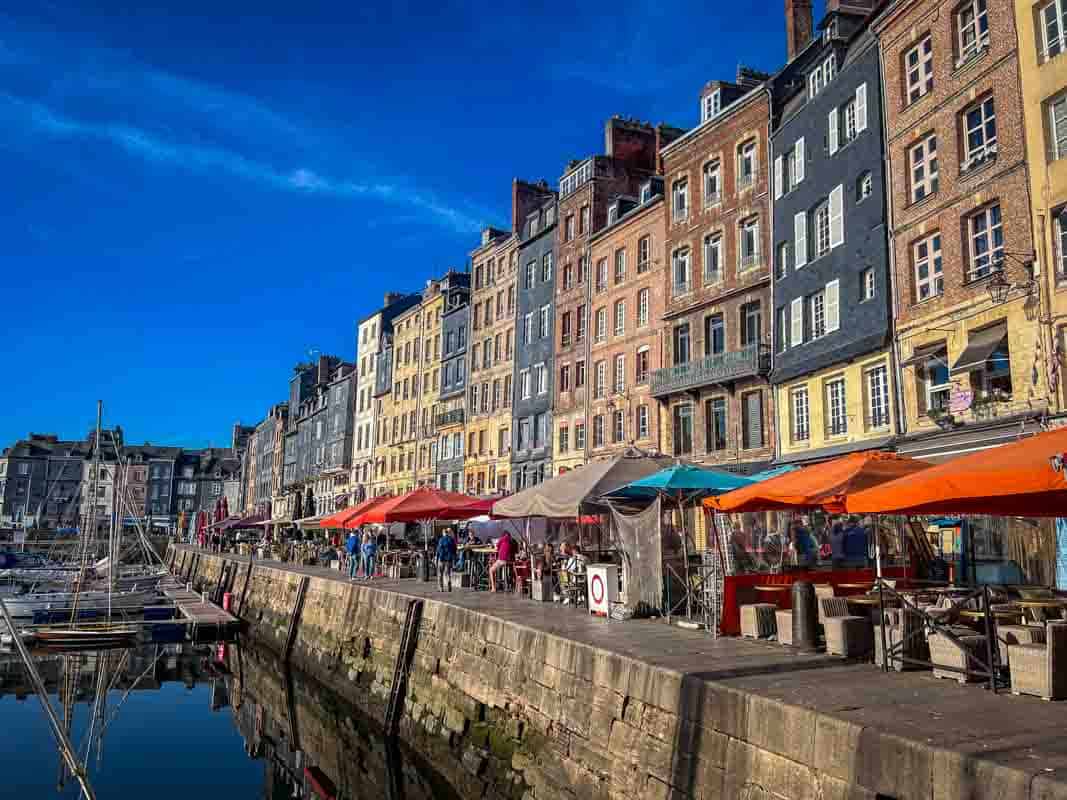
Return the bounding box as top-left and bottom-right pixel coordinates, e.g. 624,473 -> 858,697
436,527 -> 457,592
345,529 -> 360,580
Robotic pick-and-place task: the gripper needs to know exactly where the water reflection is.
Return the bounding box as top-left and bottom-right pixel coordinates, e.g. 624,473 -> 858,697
0,639 -> 461,800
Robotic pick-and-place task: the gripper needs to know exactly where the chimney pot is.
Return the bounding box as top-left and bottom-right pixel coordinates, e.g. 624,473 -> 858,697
785,0 -> 814,61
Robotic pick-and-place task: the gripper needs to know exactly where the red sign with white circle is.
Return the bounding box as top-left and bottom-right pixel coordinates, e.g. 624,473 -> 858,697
590,573 -> 605,605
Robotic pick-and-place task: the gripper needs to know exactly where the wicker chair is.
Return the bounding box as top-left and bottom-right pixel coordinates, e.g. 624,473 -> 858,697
775,609 -> 793,645
740,603 -> 777,639
1008,622 -> 1067,701
997,624 -> 1046,668
928,627 -> 988,684
820,597 -> 872,658
873,607 -> 928,671
814,584 -> 836,624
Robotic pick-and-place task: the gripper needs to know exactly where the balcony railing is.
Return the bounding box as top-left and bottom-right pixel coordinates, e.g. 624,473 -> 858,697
650,343 -> 769,397
437,409 -> 465,427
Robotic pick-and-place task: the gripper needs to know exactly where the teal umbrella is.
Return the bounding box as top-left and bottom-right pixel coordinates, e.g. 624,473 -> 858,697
603,463 -> 754,502
749,465 -> 799,483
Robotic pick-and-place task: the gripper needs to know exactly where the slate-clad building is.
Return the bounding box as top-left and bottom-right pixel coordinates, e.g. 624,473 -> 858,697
512,193 -> 559,489
770,0 -> 898,464
436,273 -> 470,492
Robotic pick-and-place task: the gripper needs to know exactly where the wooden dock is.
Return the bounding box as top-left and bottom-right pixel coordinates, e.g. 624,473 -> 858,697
160,579 -> 239,639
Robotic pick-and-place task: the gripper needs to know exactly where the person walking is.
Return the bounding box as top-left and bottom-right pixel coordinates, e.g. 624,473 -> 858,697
436,527 -> 457,592
488,530 -> 514,593
361,531 -> 378,580
345,529 -> 361,581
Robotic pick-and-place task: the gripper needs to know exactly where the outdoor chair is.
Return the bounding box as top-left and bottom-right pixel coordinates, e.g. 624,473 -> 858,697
928,627 -> 989,684
820,597 -> 872,658
814,584 -> 836,624
560,570 -> 587,607
774,609 -> 793,645
1008,621 -> 1067,700
873,607 -> 928,671
997,624 -> 1046,668
740,603 -> 777,639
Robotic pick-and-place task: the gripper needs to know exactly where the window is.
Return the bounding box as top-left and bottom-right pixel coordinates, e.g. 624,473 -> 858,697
1042,0 -> 1067,59
507,286 -> 515,315
808,54 -> 836,97
842,96 -> 858,145
968,203 -> 1004,281
592,414 -> 605,447
535,363 -> 547,394
500,426 -> 511,455
575,359 -> 586,388
921,351 -> 952,413
559,363 -> 571,393
564,214 -> 575,241
956,0 -> 989,62
613,354 -> 625,394
702,89 -> 722,122
595,258 -> 608,293
483,339 -> 491,369
862,268 -> 876,301
672,178 -> 688,221
905,36 -> 934,103
673,403 -> 694,455
609,410 -> 624,443
542,253 -> 553,283
674,323 -> 691,365
740,301 -> 761,347
637,288 -> 650,328
561,311 -> 572,346
866,365 -> 891,429
705,398 -> 727,452
580,205 -> 590,234
962,97 -> 997,168
492,379 -> 502,410
857,171 -> 873,201
825,378 -> 848,436
523,313 -> 533,345
576,305 -> 587,341
595,307 -> 607,343
739,217 -> 760,269
703,233 -> 722,283
518,419 -> 531,451
742,391 -> 764,449
558,424 -> 570,453
562,263 -> 573,290
504,374 -> 512,406
672,247 -> 691,295
704,313 -> 725,356
636,405 -> 649,439
608,204 -> 619,226
791,387 -> 810,442
738,141 -> 757,189
520,369 -> 531,400
913,233 -> 944,300
640,182 -> 653,204
814,200 -> 831,259
776,306 -> 788,353
539,305 -> 550,339
636,347 -> 650,384
1051,93 -> 1067,160
575,422 -> 586,450
614,248 -> 626,283
703,160 -> 721,204
1056,208 -> 1067,276
578,256 -> 587,284
594,360 -> 606,398
910,134 -> 939,203
637,235 -> 651,272
776,242 -> 789,281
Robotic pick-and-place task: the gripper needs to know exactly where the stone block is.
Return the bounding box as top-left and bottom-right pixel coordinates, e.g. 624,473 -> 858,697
723,737 -> 819,800
607,719 -> 643,762
568,735 -> 616,779
813,714 -> 865,784
642,704 -> 677,743
745,693 -> 816,766
853,729 -> 933,800
693,684 -> 749,742
932,747 -> 1034,800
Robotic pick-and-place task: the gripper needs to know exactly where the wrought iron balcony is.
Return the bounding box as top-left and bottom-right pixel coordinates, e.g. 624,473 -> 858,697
650,343 -> 770,397
437,409 -> 465,427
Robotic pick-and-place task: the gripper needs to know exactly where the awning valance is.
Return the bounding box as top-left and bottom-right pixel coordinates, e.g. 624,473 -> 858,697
950,323 -> 1007,375
899,340 -> 947,369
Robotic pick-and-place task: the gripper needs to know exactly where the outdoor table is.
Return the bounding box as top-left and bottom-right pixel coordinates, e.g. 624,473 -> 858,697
959,608 -> 1023,623
1015,599 -> 1066,623
838,582 -> 874,590
752,585 -> 791,607
466,546 -> 496,591
847,594 -> 899,621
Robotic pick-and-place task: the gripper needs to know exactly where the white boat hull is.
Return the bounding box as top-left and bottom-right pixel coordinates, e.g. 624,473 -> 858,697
2,589 -> 159,620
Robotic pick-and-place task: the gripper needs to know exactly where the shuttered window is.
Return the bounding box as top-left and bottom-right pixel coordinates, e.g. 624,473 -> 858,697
790,297 -> 804,346
828,107 -> 839,155
794,212 -> 808,268
829,184 -> 844,248
825,279 -> 841,333
742,391 -> 764,450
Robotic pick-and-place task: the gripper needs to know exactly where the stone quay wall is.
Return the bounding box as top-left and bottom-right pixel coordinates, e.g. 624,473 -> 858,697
174,547 -> 1064,800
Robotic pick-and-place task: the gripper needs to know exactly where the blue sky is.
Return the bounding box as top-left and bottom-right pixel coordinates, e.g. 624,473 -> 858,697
0,1 -> 810,448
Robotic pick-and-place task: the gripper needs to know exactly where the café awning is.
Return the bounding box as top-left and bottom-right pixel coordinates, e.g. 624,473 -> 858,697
320,495 -> 390,529
950,323 -> 1007,375
845,426 -> 1067,516
360,486 -> 488,524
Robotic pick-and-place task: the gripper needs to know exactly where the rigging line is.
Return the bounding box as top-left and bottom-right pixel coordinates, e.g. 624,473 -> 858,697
95,648 -> 167,742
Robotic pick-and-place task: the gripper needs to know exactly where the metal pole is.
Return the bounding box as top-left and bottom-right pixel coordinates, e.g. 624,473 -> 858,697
0,599 -> 98,800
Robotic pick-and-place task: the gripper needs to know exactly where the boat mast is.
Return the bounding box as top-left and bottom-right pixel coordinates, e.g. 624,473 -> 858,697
71,402 -> 103,625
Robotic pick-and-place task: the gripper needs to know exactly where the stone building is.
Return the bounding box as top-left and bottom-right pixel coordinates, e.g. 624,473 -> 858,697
513,188 -> 559,490
371,327 -> 396,497
585,178 -> 667,461
352,292 -> 421,501
0,434 -> 89,529
415,280 -> 445,488
437,274 -> 471,492
465,226 -> 518,495
873,0 -> 1044,460
771,0 -> 898,465
656,70 -> 776,475
381,301 -> 424,495
553,117 -> 684,476
1014,0 -> 1067,411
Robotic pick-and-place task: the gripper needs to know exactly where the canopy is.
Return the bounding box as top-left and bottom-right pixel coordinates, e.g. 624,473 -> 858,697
219,510 -> 269,531
360,486 -> 489,524
602,463 -> 753,502
705,451 -> 933,514
493,449 -> 674,518
845,427 -> 1067,516
320,495 -> 391,529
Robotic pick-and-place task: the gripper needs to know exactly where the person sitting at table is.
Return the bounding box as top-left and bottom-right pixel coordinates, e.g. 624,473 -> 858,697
456,527 -> 480,572
564,543 -> 588,574
535,541 -> 554,579
489,530 -> 514,592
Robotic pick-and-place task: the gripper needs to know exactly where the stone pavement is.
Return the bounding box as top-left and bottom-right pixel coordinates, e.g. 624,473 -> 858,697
187,547 -> 1067,798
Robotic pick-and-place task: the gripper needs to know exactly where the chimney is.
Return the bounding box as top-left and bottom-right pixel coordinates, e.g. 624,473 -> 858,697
786,0 -> 814,61
383,291 -> 402,307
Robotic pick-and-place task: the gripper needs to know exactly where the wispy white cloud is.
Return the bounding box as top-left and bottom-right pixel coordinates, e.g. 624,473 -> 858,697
1,92 -> 484,234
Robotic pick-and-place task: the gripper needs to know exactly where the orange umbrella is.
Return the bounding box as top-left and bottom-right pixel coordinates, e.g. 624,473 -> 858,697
846,427 -> 1067,517
704,451 -> 933,514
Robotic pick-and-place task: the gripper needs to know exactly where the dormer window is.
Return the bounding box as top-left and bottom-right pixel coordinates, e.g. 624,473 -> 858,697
822,18 -> 837,44
640,182 -> 652,204
608,203 -> 619,225
808,54 -> 837,98
545,206 -> 555,226
701,89 -> 722,123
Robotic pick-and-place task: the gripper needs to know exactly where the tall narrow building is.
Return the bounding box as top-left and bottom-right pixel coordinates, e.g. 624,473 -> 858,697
436,272 -> 471,491
382,302 -> 424,495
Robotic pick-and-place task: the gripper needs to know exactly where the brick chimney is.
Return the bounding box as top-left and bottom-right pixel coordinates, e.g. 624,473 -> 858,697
786,0 -> 814,61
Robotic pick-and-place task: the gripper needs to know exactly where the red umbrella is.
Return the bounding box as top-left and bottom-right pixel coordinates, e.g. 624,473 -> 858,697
317,494 -> 392,529
361,487 -> 489,524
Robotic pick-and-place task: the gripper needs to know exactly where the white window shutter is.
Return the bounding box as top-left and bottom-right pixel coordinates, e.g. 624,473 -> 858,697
795,138 -> 805,184
856,83 -> 868,133
794,212 -> 808,268
790,298 -> 804,346
774,155 -> 784,199
826,280 -> 840,332
828,107 -> 839,155
829,184 -> 844,248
